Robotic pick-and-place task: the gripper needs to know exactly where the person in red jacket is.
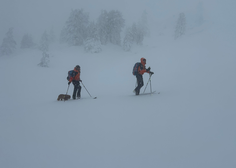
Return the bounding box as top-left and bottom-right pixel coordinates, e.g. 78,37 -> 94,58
134,58 -> 154,95
68,65 -> 82,99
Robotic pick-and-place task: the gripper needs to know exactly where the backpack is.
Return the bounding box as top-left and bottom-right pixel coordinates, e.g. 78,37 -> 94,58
67,70 -> 74,81
132,62 -> 141,75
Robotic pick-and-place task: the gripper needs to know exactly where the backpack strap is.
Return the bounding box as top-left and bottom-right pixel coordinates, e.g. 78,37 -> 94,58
72,71 -> 78,77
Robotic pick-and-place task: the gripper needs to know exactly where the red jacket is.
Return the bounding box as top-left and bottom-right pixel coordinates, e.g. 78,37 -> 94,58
138,58 -> 149,75
69,68 -> 80,82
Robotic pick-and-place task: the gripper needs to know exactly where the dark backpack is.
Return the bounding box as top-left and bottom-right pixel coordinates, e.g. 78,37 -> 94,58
67,70 -> 74,81
132,62 -> 141,75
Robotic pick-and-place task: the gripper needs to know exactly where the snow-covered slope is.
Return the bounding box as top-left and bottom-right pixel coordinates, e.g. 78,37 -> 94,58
1,18 -> 236,168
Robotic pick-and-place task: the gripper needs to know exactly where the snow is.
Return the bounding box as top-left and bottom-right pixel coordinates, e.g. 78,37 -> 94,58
1,10 -> 236,168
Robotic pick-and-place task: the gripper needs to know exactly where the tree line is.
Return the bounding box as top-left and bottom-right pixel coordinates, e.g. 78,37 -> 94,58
0,9 -> 149,56
1,4 -> 206,57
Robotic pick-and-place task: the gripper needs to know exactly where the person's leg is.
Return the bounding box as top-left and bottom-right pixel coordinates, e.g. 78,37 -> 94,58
72,86 -> 77,99
135,75 -> 143,95
77,85 -> 81,98
72,82 -> 79,99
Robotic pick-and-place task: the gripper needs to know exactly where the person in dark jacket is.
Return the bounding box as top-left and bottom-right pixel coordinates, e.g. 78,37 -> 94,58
68,65 -> 82,99
134,58 -> 154,95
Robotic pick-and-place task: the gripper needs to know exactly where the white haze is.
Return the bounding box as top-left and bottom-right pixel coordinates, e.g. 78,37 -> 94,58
0,0 -> 236,168
2,0 -> 236,42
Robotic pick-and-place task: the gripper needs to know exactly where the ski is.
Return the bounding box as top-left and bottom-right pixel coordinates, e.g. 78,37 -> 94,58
63,96 -> 97,101
136,91 -> 160,96
140,91 -> 157,95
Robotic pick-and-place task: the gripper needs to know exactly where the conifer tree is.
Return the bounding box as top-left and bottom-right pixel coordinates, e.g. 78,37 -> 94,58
21,34 -> 35,49
61,9 -> 89,46
97,10 -> 125,46
122,21 -> 145,51
49,27 -> 56,43
84,22 -> 102,53
97,10 -> 109,45
139,10 -> 149,37
123,27 -> 134,51
107,10 -> 125,45
38,52 -> 50,67
0,28 -> 17,56
132,23 -> 144,45
39,31 -> 49,52
175,13 -> 186,39
196,2 -> 204,26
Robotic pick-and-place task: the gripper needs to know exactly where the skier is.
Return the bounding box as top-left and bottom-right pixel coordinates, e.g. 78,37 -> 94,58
68,65 -> 82,99
133,58 -> 154,95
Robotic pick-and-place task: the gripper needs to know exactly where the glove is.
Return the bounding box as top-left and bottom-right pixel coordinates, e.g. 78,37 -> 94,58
146,67 -> 151,72
150,71 -> 154,75
68,81 -> 71,85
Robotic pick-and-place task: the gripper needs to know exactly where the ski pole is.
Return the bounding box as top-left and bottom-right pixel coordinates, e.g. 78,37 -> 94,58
65,84 -> 70,95
143,73 -> 153,93
81,81 -> 97,99
150,75 -> 152,93
64,84 -> 70,102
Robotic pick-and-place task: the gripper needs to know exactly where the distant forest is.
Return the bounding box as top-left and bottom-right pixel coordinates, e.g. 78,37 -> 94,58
1,2 -> 205,56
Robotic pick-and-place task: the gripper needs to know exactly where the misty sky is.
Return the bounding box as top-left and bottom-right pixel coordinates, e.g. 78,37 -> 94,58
1,0 -> 235,42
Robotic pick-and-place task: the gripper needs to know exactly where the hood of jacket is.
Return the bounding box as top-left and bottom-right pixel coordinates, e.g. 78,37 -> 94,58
74,67 -> 80,73
140,57 -> 146,66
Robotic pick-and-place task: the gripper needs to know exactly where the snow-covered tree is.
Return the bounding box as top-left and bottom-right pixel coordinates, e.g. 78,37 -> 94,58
175,13 -> 186,39
122,21 -> 145,51
84,22 -> 102,53
97,10 -> 125,46
61,9 -> 89,46
97,10 -> 109,45
38,52 -> 50,67
0,28 -> 17,56
20,34 -> 35,49
39,31 -> 49,52
84,38 -> 102,53
132,23 -> 144,45
139,10 -> 149,37
196,2 -> 204,26
123,27 -> 134,51
107,10 -> 125,45
49,27 -> 56,43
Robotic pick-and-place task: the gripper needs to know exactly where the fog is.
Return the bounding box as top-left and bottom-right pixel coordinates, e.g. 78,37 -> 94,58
1,0 -> 236,168
0,0 -> 202,41
1,0 -> 236,46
